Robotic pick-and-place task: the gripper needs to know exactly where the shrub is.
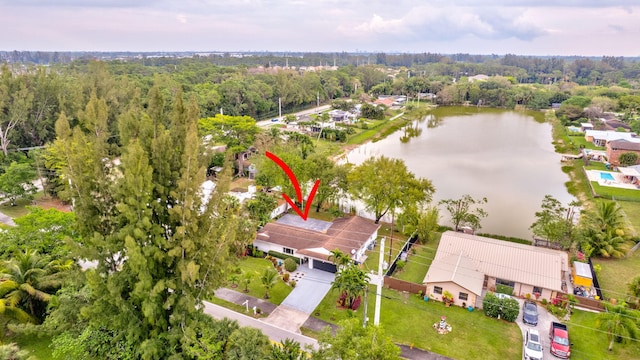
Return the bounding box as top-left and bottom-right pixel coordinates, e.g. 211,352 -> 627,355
282,273 -> 290,282
496,284 -> 514,296
289,280 -> 296,288
541,298 -> 548,306
483,293 -> 501,318
284,258 -> 297,272
501,298 -> 520,322
267,250 -> 302,264
395,260 -> 406,271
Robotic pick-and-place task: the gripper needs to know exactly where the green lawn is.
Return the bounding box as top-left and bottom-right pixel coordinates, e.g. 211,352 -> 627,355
310,286 -> 521,360
230,257 -> 293,305
590,182 -> 640,201
0,192 -> 47,218
568,309 -> 640,360
9,333 -> 53,360
593,250 -> 640,301
619,200 -> 640,236
393,239 -> 439,284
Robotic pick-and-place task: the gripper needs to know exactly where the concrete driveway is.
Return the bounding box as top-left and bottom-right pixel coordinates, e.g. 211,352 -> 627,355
515,298 -> 560,360
280,265 -> 335,314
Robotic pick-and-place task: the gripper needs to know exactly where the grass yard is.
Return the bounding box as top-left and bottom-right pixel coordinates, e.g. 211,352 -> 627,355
592,250 -> 640,301
568,309 -> 640,360
230,256 -> 293,305
393,239 -> 440,284
310,286 -> 522,360
9,333 -> 53,359
590,182 -> 640,202
618,200 -> 640,235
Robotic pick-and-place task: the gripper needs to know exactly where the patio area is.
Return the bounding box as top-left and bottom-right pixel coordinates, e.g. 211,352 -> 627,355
586,170 -> 640,190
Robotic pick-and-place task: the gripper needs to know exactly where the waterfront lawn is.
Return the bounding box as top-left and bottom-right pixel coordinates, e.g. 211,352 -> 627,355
569,309 -> 640,360
590,182 -> 640,201
310,286 -> 521,360
231,256 -> 293,305
592,249 -> 640,301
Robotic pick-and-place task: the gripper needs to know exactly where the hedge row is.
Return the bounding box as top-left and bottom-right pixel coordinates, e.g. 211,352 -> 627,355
483,293 -> 519,322
267,250 -> 302,265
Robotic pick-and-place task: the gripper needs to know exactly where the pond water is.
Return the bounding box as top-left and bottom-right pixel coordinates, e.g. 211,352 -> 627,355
344,107 -> 575,239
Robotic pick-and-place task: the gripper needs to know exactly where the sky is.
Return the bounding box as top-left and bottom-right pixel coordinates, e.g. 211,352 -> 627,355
1,0 -> 639,56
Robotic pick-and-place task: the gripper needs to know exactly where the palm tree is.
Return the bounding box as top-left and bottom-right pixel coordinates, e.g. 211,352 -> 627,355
328,249 -> 352,270
242,271 -> 254,294
260,267 -> 278,299
331,264 -> 370,309
0,249 -> 72,322
588,201 -> 626,233
583,228 -> 626,258
596,303 -> 640,351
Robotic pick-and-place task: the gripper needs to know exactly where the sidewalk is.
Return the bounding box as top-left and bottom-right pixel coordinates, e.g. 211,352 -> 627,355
213,287 -> 451,360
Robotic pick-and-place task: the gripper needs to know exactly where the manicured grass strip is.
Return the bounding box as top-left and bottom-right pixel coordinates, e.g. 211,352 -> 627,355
590,182 -> 640,201
569,309 -> 640,360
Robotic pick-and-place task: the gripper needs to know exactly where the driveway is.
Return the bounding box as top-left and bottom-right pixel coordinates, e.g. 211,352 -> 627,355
514,298 -> 559,360
280,265 -> 335,314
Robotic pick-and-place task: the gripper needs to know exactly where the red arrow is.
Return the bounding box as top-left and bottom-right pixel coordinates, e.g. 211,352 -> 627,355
266,151 -> 320,221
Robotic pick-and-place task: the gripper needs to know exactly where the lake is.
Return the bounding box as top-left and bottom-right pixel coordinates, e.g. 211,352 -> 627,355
343,107 -> 575,239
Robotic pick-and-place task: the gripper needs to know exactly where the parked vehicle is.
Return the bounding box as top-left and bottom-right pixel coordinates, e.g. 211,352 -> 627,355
549,322 -> 571,358
495,292 -> 512,300
522,301 -> 538,326
523,328 -> 544,360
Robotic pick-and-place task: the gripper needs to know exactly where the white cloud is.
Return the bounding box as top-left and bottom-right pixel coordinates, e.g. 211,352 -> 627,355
176,14 -> 187,24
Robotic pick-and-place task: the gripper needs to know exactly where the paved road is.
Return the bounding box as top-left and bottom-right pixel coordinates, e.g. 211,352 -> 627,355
203,300 -> 319,350
256,105 -> 332,127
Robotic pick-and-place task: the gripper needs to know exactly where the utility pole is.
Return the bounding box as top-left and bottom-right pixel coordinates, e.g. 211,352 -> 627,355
220,107 -> 223,115
387,210 -> 395,266
362,286 -> 369,328
374,237 -> 385,326
278,97 -> 282,119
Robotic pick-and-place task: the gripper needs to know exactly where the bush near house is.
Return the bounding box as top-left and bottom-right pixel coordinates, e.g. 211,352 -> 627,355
267,250 -> 302,264
284,258 -> 298,272
483,293 -> 519,322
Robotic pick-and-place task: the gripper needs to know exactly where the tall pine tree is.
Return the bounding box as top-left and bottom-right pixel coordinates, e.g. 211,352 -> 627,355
55,88 -> 252,359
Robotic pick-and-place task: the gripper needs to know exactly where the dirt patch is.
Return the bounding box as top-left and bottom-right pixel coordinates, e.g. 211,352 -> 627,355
35,197 -> 72,212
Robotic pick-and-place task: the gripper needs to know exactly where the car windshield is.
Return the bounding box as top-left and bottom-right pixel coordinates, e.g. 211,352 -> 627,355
554,336 -> 570,346
527,341 -> 543,352
524,303 -> 537,314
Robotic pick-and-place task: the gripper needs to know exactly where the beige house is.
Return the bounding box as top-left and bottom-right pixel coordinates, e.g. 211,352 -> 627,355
424,231 -> 569,307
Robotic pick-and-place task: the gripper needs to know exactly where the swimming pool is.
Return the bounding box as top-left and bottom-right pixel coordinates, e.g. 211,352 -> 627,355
600,172 -> 615,181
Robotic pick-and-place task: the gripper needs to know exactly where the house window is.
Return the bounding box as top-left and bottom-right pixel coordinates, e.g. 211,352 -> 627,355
533,286 -> 543,295
434,286 -> 443,295
496,279 -> 515,288
459,292 -> 468,301
283,247 -> 294,255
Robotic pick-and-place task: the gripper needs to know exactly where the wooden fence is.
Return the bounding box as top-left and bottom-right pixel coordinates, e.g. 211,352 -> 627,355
383,276 -> 426,295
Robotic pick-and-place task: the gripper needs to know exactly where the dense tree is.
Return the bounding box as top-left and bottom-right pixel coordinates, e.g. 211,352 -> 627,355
440,194 -> 488,233
225,326 -> 271,360
0,207 -> 75,260
0,66 -> 33,155
348,156 -> 434,224
311,318 -> 401,360
596,303 -> 639,351
0,161 -> 38,206
245,192 -> 278,226
305,153 -> 349,212
53,88 -> 251,359
619,152 -> 638,167
529,195 -> 576,249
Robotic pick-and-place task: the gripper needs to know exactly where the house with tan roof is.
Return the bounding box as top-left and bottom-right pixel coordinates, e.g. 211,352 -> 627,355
424,231 -> 569,307
254,214 -> 380,273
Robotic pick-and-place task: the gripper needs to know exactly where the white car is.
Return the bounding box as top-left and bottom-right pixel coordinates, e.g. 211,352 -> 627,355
495,292 -> 512,300
524,328 -> 544,360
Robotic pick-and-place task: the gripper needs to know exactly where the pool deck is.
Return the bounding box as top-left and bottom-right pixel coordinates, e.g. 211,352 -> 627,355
586,170 -> 639,190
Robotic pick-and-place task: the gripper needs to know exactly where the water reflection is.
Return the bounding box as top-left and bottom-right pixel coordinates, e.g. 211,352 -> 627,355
346,107 -> 575,239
